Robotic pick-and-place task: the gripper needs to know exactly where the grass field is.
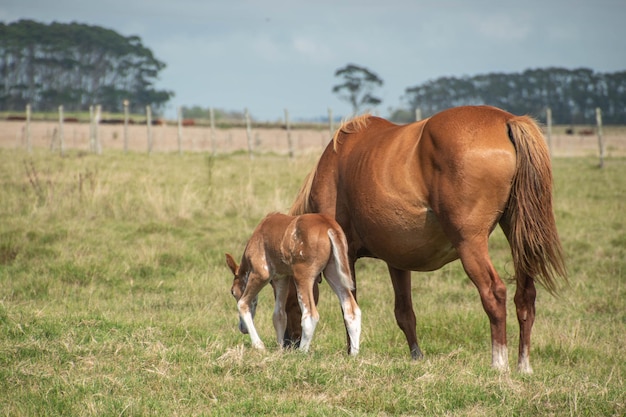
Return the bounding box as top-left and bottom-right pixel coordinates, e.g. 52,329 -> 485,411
0,148 -> 624,416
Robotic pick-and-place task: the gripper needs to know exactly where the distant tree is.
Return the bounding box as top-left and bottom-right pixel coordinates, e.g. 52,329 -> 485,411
181,106 -> 245,121
0,19 -> 173,113
332,64 -> 383,114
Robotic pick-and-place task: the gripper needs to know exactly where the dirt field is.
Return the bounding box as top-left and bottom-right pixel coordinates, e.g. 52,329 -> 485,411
1,120 -> 625,157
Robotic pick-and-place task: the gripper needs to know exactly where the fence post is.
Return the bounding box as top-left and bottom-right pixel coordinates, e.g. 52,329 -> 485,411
89,105 -> 95,153
123,100 -> 129,153
595,107 -> 604,168
546,107 -> 553,157
177,106 -> 183,155
146,105 -> 153,154
25,104 -> 32,153
285,108 -> 294,158
58,105 -> 65,156
245,108 -> 253,159
328,108 -> 333,139
209,107 -> 216,155
95,105 -> 102,155
415,108 -> 422,121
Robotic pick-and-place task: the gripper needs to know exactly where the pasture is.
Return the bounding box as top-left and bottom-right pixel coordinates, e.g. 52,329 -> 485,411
0,148 -> 624,415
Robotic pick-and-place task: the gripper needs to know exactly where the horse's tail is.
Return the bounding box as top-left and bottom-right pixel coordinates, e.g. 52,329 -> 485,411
327,228 -> 355,291
505,116 -> 567,295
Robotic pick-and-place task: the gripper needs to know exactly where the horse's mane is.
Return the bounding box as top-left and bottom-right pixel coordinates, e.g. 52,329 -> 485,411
332,114 -> 372,151
289,114 -> 371,216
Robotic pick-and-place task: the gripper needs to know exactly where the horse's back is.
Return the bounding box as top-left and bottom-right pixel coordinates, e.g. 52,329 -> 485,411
306,106 -> 519,271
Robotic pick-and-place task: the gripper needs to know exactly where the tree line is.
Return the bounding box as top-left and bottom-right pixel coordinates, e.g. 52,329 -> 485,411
331,65 -> 625,125
397,67 -> 626,125
2,18 -> 623,125
0,20 -> 173,114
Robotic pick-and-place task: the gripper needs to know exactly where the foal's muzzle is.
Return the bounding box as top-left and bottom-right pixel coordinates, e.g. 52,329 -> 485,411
238,318 -> 249,334
237,296 -> 258,335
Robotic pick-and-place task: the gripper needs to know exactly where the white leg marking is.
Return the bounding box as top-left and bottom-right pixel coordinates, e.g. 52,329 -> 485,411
492,342 -> 509,372
297,301 -> 318,353
517,346 -> 533,374
345,306 -> 362,356
337,292 -> 361,355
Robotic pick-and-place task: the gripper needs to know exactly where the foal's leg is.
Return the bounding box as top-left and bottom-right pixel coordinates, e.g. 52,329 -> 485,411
238,273 -> 269,350
292,271 -> 320,353
323,262 -> 361,356
271,278 -> 290,349
388,265 -> 423,360
456,239 -> 509,371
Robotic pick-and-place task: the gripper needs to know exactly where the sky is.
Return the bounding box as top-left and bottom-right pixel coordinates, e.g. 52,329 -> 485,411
2,0 -> 626,121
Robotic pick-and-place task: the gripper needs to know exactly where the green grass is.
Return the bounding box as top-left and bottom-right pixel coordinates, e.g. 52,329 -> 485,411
0,149 -> 624,416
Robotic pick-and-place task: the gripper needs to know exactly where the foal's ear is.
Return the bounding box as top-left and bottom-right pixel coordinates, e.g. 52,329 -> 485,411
225,253 -> 238,275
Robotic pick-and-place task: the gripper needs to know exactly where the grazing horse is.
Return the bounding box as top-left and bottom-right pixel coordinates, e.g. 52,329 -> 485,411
286,105 -> 567,373
226,212 -> 361,354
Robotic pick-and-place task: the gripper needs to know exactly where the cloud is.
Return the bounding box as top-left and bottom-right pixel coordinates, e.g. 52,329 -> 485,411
292,36 -> 334,64
470,13 -> 533,42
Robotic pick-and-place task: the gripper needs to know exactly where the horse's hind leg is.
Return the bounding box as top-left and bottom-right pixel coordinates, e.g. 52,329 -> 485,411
456,239 -> 509,371
514,272 -> 536,374
500,218 -> 536,374
388,266 -> 423,360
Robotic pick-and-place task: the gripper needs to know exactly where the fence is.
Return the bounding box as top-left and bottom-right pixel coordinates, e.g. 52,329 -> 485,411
2,105 -> 624,162
3,105 -> 338,158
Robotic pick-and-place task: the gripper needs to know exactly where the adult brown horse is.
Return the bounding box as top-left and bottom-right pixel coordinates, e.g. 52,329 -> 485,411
286,105 -> 567,373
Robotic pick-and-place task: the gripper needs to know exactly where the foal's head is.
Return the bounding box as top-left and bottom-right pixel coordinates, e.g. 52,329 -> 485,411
225,253 -> 257,334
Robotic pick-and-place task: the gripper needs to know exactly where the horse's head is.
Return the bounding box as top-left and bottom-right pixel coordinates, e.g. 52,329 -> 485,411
225,253 -> 258,334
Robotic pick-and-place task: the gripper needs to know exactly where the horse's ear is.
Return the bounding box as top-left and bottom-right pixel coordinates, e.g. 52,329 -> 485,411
225,253 -> 238,275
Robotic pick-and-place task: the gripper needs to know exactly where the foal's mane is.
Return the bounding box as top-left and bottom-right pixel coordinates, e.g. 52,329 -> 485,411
332,114 -> 371,151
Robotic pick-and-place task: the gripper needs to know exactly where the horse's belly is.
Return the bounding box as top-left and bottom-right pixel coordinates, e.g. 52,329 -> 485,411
354,206 -> 458,272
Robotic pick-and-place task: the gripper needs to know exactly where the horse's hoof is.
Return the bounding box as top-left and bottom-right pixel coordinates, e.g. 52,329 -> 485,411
411,346 -> 424,360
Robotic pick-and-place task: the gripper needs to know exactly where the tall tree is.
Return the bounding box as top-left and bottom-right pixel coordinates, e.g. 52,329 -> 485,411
0,20 -> 173,113
332,64 -> 383,114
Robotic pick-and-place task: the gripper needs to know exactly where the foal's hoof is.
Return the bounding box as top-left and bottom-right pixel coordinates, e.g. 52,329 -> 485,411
252,341 -> 266,350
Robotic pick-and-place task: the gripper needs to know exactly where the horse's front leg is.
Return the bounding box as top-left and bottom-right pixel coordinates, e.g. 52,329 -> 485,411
388,265 -> 423,359
271,278 -> 290,349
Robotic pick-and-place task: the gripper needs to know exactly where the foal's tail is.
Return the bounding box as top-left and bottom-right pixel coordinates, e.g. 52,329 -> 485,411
327,228 -> 355,291
505,116 -> 567,295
